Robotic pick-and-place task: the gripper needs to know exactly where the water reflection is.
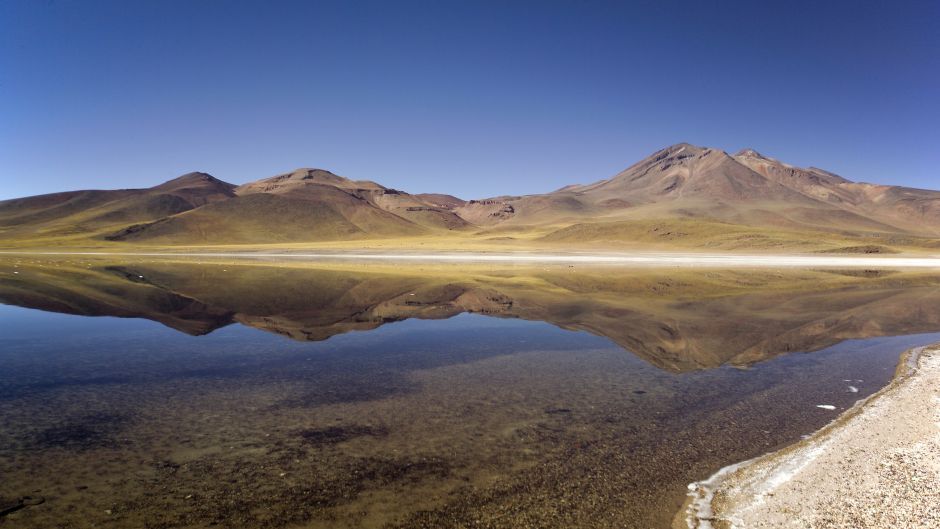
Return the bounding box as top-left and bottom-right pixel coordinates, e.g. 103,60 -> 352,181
3,259 -> 940,371
1,257 -> 939,528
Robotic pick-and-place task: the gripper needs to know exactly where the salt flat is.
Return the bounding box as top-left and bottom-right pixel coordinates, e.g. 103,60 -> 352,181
5,250 -> 940,268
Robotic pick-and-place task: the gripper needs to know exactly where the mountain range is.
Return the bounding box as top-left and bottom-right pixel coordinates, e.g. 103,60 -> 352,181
2,143 -> 939,250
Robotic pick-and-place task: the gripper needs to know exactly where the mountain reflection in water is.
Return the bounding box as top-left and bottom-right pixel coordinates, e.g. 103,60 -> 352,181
1,256 -> 939,529
3,258 -> 940,372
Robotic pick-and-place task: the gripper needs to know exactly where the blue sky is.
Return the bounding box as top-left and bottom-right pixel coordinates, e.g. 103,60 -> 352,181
1,0 -> 937,200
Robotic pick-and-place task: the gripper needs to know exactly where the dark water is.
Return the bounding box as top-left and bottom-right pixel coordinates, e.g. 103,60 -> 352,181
2,258 -> 940,528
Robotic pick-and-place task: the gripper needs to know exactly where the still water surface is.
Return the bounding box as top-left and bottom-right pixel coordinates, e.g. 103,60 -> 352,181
2,258 -> 940,528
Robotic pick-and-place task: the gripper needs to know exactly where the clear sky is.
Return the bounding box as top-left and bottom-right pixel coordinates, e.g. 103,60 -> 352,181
1,0 -> 937,200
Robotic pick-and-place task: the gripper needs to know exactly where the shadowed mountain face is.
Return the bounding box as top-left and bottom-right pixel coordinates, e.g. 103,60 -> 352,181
3,258 -> 940,372
2,144 -> 940,247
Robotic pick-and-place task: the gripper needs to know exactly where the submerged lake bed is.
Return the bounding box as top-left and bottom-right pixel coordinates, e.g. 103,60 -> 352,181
2,257 -> 940,528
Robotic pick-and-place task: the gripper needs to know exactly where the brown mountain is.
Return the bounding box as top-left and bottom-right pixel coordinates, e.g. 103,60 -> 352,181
456,143 -> 934,240
235,168 -> 469,231
0,172 -> 236,242
0,168 -> 471,245
2,143 -> 939,248
107,168 -> 472,243
733,148 -> 940,236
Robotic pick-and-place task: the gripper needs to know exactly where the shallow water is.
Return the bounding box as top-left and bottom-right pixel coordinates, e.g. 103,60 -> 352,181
2,257 -> 940,528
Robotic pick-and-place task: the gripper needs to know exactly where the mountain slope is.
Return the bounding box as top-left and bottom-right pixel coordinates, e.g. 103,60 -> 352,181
0,172 -> 236,242
0,169 -> 476,245
734,149 -> 940,236
2,143 -> 939,248
455,144 -> 828,227
106,193 -> 373,244
457,143 -> 938,243
237,168 -> 470,231
110,168 -> 471,244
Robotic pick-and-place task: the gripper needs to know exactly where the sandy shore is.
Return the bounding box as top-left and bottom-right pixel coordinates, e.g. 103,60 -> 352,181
678,345 -> 940,528
3,250 -> 940,267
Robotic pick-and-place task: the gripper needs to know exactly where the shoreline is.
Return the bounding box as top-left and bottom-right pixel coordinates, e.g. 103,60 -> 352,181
677,344 -> 940,528
3,250 -> 940,267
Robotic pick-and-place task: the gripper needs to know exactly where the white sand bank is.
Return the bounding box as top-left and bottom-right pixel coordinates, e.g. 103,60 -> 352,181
4,251 -> 940,268
679,346 -> 940,528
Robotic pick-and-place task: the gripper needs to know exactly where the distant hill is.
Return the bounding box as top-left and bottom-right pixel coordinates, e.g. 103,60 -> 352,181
2,144 -> 939,248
